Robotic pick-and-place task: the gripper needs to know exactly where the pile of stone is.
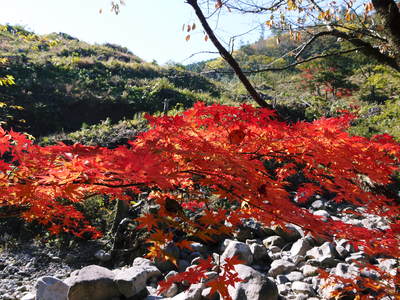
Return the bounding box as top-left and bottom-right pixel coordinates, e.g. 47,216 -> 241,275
7,199 -> 399,300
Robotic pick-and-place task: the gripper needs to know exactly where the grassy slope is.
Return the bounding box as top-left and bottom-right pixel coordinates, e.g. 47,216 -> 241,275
0,25 -> 223,137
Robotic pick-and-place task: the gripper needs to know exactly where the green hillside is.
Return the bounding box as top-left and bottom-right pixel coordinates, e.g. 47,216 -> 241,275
0,25 -> 222,136
189,32 -> 400,140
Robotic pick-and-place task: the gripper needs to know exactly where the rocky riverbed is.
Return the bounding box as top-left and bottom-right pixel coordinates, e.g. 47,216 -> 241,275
0,197 -> 398,300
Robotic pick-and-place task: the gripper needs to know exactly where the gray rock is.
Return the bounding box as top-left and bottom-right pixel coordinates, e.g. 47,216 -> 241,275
290,255 -> 305,266
246,239 -> 258,245
36,276 -> 69,300
268,246 -> 281,254
2,293 -> 13,300
277,284 -> 290,296
286,271 -> 304,282
276,275 -> 289,284
313,210 -> 330,219
292,294 -> 310,300
333,263 -> 359,279
335,245 -> 349,258
377,258 -> 397,276
269,253 -> 282,261
360,268 -> 380,280
165,270 -> 178,280
277,283 -> 290,296
65,265 -> 120,300
235,225 -> 255,241
201,287 -> 219,300
154,258 -> 176,274
311,200 -> 324,210
290,238 -> 313,257
306,242 -> 339,267
249,243 -> 269,262
310,277 -> 321,290
263,236 -> 286,249
20,292 -> 36,300
273,224 -> 303,242
132,257 -> 156,267
221,239 -> 234,252
268,259 -> 296,277
301,265 -> 319,277
161,283 -> 179,298
336,239 -> 355,253
228,264 -> 278,300
236,219 -> 269,241
212,253 -> 220,265
345,251 -> 369,264
171,283 -> 204,300
221,241 -> 253,265
291,281 -> 314,295
114,264 -> 161,298
145,296 -> 164,300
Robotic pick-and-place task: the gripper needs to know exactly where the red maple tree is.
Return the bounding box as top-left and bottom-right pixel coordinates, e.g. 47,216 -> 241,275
0,103 -> 399,298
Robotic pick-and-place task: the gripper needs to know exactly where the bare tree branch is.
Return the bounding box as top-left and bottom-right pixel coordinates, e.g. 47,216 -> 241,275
225,0 -> 287,13
181,50 -> 219,63
292,28 -> 400,72
295,31 -> 332,59
202,47 -> 363,74
186,0 -> 272,109
249,47 -> 363,73
329,29 -> 400,71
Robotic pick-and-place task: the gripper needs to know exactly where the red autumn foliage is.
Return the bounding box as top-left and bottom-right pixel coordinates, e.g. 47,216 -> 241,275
300,67 -> 355,98
0,102 -> 399,298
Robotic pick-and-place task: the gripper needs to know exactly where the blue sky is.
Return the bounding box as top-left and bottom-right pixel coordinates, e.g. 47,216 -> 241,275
0,0 -> 265,64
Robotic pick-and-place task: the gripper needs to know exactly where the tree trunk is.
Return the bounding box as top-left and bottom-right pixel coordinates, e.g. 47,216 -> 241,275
111,199 -> 130,234
372,0 -> 400,63
186,0 -> 272,109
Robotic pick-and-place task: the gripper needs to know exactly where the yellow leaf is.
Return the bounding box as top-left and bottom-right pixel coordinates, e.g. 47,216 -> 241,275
204,35 -> 209,42
288,0 -> 297,10
266,20 -> 274,27
185,34 -> 191,41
